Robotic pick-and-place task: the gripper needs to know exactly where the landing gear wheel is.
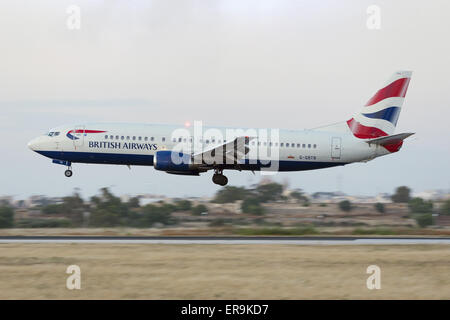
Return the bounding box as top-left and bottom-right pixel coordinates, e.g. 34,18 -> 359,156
220,175 -> 228,186
212,173 -> 228,186
64,169 -> 73,177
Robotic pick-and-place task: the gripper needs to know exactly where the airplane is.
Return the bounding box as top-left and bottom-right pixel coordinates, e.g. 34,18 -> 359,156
28,71 -> 414,186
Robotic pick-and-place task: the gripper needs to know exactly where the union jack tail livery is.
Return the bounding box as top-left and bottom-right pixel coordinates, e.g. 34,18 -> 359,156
347,70 -> 412,139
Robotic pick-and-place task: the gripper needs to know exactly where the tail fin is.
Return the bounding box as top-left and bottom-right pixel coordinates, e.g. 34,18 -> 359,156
347,71 -> 412,139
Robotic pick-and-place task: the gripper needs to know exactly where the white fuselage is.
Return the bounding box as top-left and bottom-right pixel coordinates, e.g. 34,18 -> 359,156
28,122 -> 390,174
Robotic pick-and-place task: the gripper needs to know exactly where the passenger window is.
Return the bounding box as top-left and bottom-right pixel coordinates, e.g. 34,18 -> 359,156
172,138 -> 176,142
162,137 -> 165,142
302,144 -> 306,148
313,144 -> 317,148
116,135 -> 119,140
110,135 -> 113,139
151,137 -> 154,141
308,144 -> 311,148
286,143 -> 289,147
121,136 -> 124,140
178,137 -> 182,142
138,136 -> 142,141
105,135 -> 108,139
206,140 -> 209,144
132,136 -> 136,140
144,137 -> 148,141
127,136 -> 130,140
297,143 -> 300,148
280,143 -> 284,147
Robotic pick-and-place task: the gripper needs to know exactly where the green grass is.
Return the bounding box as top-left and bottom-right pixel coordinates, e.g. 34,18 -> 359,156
14,218 -> 72,228
352,227 -> 397,235
234,226 -> 407,236
233,226 -> 319,236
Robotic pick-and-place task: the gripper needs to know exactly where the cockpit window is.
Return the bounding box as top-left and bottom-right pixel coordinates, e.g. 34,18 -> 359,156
54,132 -> 60,136
47,131 -> 60,137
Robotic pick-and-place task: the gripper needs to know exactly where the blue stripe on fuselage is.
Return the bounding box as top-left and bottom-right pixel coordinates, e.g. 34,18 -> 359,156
362,106 -> 401,125
36,150 -> 347,172
38,150 -> 154,166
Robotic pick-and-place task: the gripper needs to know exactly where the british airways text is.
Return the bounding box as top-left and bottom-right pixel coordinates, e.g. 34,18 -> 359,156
88,141 -> 158,150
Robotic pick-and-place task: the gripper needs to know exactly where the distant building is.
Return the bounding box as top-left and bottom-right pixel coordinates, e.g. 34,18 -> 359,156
24,195 -> 63,208
120,194 -> 131,203
310,192 -> 392,204
311,191 -> 346,203
374,193 -> 392,203
137,194 -> 168,206
412,190 -> 449,201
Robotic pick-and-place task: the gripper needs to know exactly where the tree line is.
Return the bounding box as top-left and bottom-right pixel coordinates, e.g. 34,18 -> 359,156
0,184 -> 448,228
0,188 -> 209,228
337,186 -> 447,227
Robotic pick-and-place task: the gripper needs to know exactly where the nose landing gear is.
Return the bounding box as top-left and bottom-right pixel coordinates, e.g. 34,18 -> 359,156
64,167 -> 73,177
212,169 -> 228,186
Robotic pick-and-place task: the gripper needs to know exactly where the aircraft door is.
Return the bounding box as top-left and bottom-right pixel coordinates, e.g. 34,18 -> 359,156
331,137 -> 341,160
72,125 -> 85,148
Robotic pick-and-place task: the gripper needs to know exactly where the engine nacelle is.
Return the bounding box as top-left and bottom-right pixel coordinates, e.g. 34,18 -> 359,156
153,151 -> 194,172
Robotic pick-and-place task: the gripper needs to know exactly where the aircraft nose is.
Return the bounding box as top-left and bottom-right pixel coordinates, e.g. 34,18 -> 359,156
27,137 -> 40,151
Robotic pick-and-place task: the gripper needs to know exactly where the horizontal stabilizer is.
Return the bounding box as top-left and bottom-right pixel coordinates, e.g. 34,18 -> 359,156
365,132 -> 415,146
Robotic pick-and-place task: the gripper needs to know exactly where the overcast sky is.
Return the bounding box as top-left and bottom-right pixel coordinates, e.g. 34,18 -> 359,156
0,0 -> 449,199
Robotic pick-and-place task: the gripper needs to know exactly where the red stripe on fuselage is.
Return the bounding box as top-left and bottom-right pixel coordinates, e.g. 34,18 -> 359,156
365,77 -> 410,106
69,130 -> 107,134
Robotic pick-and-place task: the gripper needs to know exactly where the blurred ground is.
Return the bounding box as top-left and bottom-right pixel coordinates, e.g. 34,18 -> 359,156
0,244 -> 449,299
1,227 -> 450,236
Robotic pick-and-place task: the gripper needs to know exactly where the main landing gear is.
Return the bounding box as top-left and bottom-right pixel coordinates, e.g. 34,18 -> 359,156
64,167 -> 73,177
212,169 -> 228,186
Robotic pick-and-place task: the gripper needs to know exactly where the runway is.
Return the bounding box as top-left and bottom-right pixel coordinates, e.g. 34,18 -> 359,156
0,236 -> 449,245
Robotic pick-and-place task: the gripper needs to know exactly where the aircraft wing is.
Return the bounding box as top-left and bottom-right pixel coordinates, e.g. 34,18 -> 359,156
193,136 -> 254,166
